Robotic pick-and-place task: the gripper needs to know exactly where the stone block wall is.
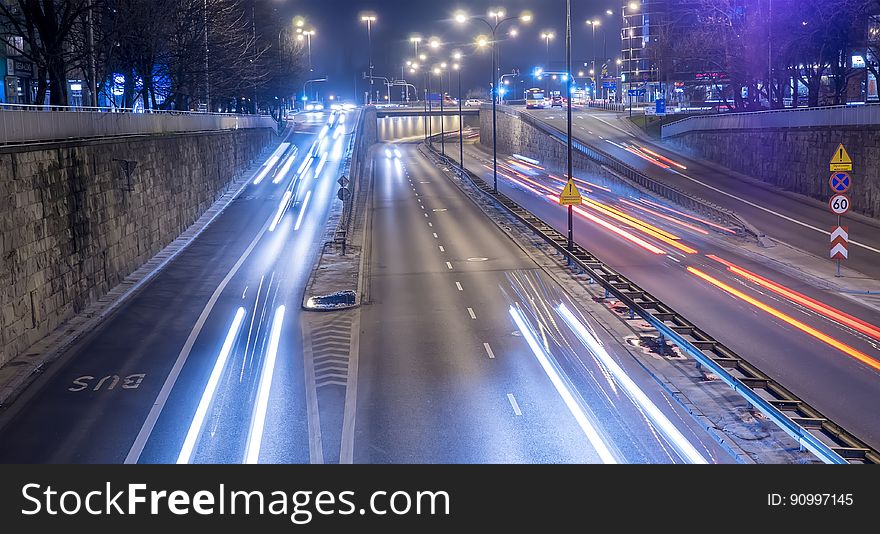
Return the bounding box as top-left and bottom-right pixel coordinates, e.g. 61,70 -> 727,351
664,127 -> 880,219
0,128 -> 274,366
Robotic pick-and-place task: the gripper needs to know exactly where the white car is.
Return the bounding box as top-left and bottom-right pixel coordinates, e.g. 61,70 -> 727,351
465,99 -> 484,106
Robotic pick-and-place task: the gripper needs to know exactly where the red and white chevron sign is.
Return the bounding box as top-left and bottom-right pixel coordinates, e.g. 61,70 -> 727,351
830,226 -> 849,260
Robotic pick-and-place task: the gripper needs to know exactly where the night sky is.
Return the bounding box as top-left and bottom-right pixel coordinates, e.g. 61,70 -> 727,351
269,0 -> 623,101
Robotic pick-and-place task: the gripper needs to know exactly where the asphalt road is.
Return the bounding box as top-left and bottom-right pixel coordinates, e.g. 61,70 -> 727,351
353,142 -> 735,464
0,111 -> 353,463
524,106 -> 880,280
441,138 -> 880,452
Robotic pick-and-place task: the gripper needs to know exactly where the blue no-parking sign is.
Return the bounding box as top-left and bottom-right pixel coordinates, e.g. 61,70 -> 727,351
829,172 -> 851,193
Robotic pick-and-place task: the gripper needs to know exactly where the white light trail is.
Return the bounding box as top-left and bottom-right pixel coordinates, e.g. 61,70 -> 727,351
273,149 -> 298,184
268,191 -> 292,232
295,190 -> 312,231
508,306 -> 618,464
557,303 -> 708,464
177,307 -> 246,464
253,143 -> 290,185
314,152 -> 329,177
243,305 -> 286,464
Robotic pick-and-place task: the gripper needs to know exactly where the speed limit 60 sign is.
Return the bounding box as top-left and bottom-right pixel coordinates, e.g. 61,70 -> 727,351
829,194 -> 851,215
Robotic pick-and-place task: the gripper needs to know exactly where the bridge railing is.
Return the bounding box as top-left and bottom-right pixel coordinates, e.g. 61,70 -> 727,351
662,103 -> 880,138
0,104 -> 277,145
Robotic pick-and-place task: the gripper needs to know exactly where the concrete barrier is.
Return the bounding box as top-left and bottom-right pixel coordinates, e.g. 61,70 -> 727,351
0,108 -> 277,145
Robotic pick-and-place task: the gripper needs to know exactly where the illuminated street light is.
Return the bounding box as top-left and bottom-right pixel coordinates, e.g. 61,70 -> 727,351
455,7 -> 533,194
361,14 -> 377,104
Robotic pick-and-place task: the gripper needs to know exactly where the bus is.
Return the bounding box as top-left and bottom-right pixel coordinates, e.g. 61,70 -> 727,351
526,88 -> 546,109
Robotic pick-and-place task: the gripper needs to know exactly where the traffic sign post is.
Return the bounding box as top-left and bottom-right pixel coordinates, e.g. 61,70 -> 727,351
559,178 -> 582,251
829,143 -> 852,172
827,144 -> 853,277
829,172 -> 851,193
829,194 -> 851,215
830,226 -> 849,277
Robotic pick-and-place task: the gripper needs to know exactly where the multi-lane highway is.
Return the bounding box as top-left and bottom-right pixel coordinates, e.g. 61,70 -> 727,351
381,114 -> 880,451
0,111 -> 354,463
525,106 -> 880,279
353,143 -> 734,463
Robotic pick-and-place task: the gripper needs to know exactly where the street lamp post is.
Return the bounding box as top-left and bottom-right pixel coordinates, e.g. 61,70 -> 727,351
587,19 -> 600,102
566,0 -> 574,251
361,14 -> 377,104
456,9 -> 532,195
434,66 -> 447,158
453,55 -> 464,173
541,31 -> 554,92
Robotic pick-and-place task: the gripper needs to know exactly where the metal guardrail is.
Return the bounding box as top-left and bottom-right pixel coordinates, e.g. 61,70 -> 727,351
425,142 -> 879,465
504,107 -> 749,234
0,106 -> 277,145
587,101 -> 627,112
662,103 -> 880,138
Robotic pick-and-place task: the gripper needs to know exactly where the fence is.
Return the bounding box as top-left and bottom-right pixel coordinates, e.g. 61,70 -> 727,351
0,104 -> 277,145
662,103 -> 880,138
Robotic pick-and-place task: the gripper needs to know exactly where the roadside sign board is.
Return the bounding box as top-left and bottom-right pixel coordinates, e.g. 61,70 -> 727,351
337,175 -> 350,188
829,172 -> 851,193
338,187 -> 352,202
829,194 -> 851,215
830,226 -> 849,260
830,143 -> 853,172
655,99 -> 667,115
559,178 -> 582,206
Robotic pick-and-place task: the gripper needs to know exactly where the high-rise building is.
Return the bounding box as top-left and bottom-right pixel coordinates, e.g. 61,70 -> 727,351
620,1 -> 665,104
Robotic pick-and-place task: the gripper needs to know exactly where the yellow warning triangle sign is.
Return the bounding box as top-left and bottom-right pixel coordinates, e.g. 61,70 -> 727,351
830,144 -> 853,171
559,178 -> 582,206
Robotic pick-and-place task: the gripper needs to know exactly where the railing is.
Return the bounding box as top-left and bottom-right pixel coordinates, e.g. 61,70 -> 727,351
0,104 -> 277,145
588,100 -> 627,112
424,141 -> 879,465
662,103 -> 880,138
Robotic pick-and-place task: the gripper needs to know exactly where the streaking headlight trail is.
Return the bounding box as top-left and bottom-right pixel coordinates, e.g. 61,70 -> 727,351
508,305 -> 618,464
177,307 -> 246,464
557,303 -> 708,464
243,305 -> 286,464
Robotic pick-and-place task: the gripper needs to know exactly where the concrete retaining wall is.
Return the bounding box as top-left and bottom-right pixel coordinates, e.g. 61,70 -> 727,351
664,127 -> 880,219
0,128 -> 274,366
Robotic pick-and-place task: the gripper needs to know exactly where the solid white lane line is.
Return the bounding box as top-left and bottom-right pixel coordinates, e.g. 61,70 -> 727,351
507,393 -> 523,416
484,342 -> 496,359
668,169 -> 880,254
177,307 -> 246,464
456,282 -> 463,291
243,305 -> 286,464
446,262 -> 454,270
468,307 -> 477,319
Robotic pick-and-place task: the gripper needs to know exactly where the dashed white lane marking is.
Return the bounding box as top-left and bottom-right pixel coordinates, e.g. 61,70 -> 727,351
242,287 -> 248,299
446,261 -> 454,270
467,307 -> 477,319
433,233 -> 439,239
424,213 -> 429,218
455,282 -> 463,291
507,393 -> 523,416
668,256 -> 681,263
428,222 -> 433,227
483,342 -> 496,359
439,246 -> 445,252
